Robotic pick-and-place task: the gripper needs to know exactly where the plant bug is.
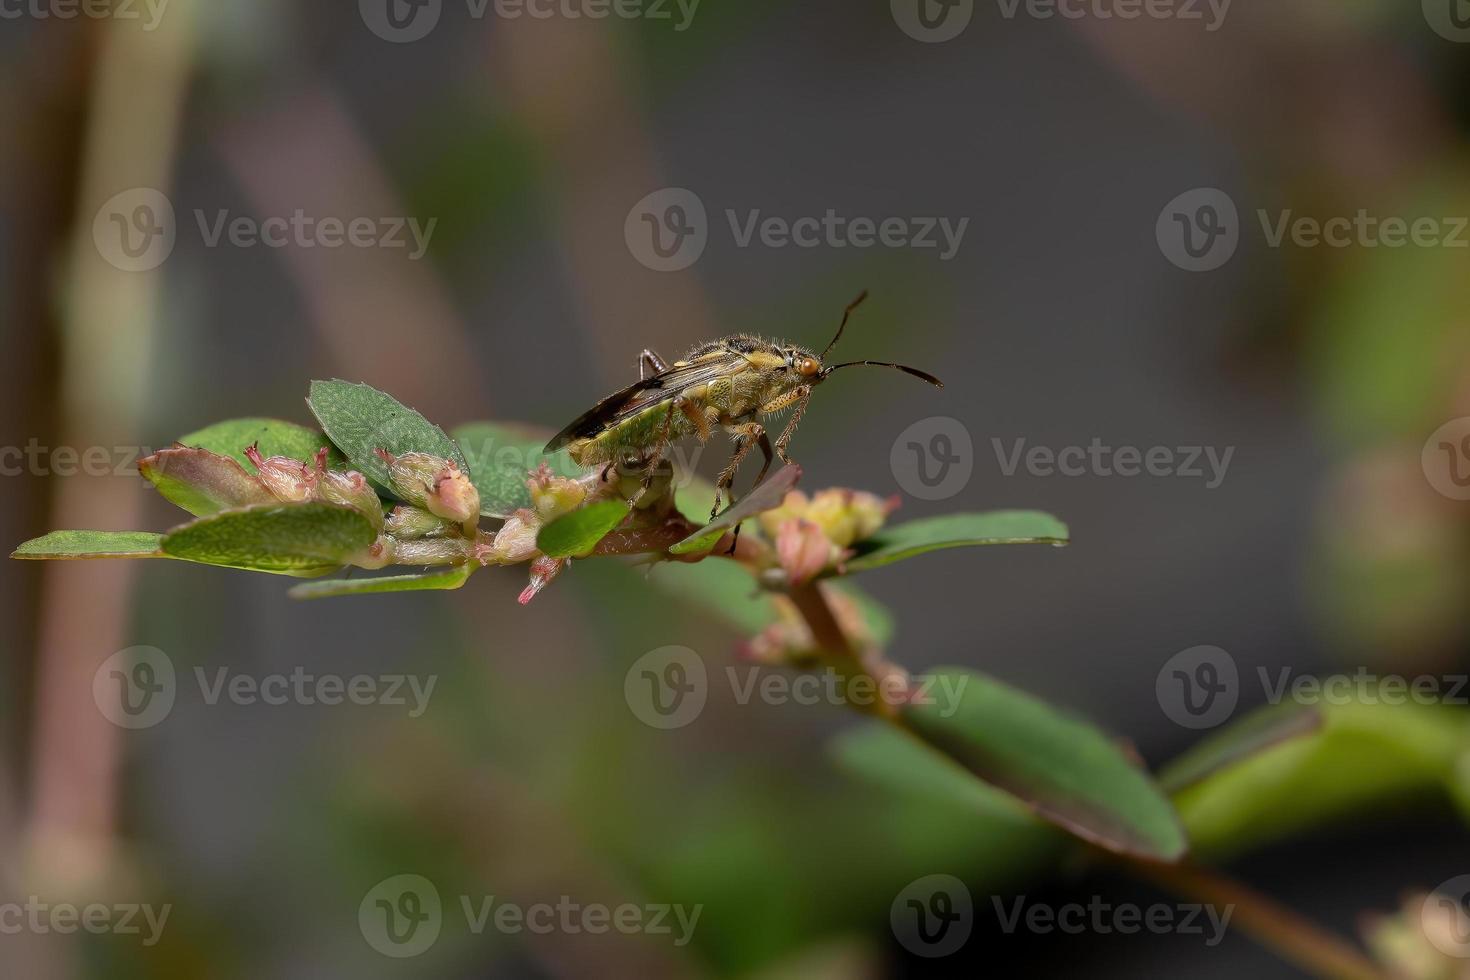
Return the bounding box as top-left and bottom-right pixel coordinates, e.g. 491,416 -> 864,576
544,291 -> 943,521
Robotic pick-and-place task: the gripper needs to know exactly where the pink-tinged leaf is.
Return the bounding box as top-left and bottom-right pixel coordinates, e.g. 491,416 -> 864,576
139,447 -> 276,516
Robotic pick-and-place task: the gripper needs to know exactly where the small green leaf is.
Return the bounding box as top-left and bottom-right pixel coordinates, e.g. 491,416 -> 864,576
536,500 -> 630,558
13,530 -> 166,560
670,465 -> 803,555
307,380 -> 466,494
289,564 -> 474,599
176,417 -> 342,470
452,421 -> 581,518
161,502 -> 377,575
843,511 -> 1069,573
139,448 -> 277,516
1158,703 -> 1323,795
901,667 -> 1187,861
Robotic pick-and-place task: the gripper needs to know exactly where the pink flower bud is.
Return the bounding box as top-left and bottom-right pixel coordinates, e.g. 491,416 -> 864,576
518,555 -> 567,605
756,489 -> 810,539
805,489 -> 898,548
244,444 -> 317,502
775,518 -> 834,586
352,535 -> 396,570
375,450 -> 480,529
527,462 -> 587,521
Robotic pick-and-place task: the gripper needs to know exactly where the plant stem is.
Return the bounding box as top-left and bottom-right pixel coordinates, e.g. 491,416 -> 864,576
784,576 -> 1384,980
1120,857 -> 1386,980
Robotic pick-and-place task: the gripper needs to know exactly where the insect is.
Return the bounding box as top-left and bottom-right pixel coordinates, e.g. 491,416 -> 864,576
544,291 -> 943,521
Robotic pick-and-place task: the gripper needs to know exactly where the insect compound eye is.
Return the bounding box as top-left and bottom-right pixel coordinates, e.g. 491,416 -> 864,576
796,357 -> 820,377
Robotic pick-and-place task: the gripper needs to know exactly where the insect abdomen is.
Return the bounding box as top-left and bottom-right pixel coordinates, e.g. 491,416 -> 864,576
567,400 -> 699,466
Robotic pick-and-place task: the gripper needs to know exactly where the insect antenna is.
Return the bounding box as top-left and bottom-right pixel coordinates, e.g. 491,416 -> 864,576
818,289 -> 869,361
821,360 -> 944,387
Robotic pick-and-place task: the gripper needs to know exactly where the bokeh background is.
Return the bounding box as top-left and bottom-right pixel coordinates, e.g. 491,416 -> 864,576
3,1 -> 1470,977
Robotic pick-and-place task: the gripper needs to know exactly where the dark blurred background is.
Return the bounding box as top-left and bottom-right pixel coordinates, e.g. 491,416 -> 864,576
3,1 -> 1470,977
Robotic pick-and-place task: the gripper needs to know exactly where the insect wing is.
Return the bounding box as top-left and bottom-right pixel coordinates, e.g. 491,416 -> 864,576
543,354 -> 745,453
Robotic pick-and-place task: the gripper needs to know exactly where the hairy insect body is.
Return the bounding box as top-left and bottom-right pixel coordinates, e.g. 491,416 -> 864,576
545,292 -> 941,522
562,338 -> 808,468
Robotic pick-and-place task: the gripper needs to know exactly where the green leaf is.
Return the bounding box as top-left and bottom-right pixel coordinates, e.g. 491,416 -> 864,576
1172,697 -> 1470,860
452,421 -> 581,518
289,564 -> 474,599
842,511 -> 1069,573
900,667 -> 1187,861
670,465 -> 803,555
536,500 -> 630,558
306,380 -> 466,495
13,530 -> 166,560
139,447 -> 277,516
1158,702 -> 1323,795
176,417 -> 343,470
832,720 -> 1051,826
161,502 -> 377,575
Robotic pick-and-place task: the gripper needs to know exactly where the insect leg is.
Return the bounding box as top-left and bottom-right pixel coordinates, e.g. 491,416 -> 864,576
769,387 -> 812,464
753,430 -> 774,487
639,349 -> 670,380
710,422 -> 764,520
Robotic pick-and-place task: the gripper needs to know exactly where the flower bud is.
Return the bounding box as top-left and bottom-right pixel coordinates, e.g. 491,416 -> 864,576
756,489 -> 810,539
775,518 -> 835,586
527,463 -> 587,522
518,555 -> 568,605
376,450 -> 480,529
488,509 -> 541,564
384,504 -> 458,540
244,444 -> 317,502
318,468 -> 384,531
805,489 -> 898,548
